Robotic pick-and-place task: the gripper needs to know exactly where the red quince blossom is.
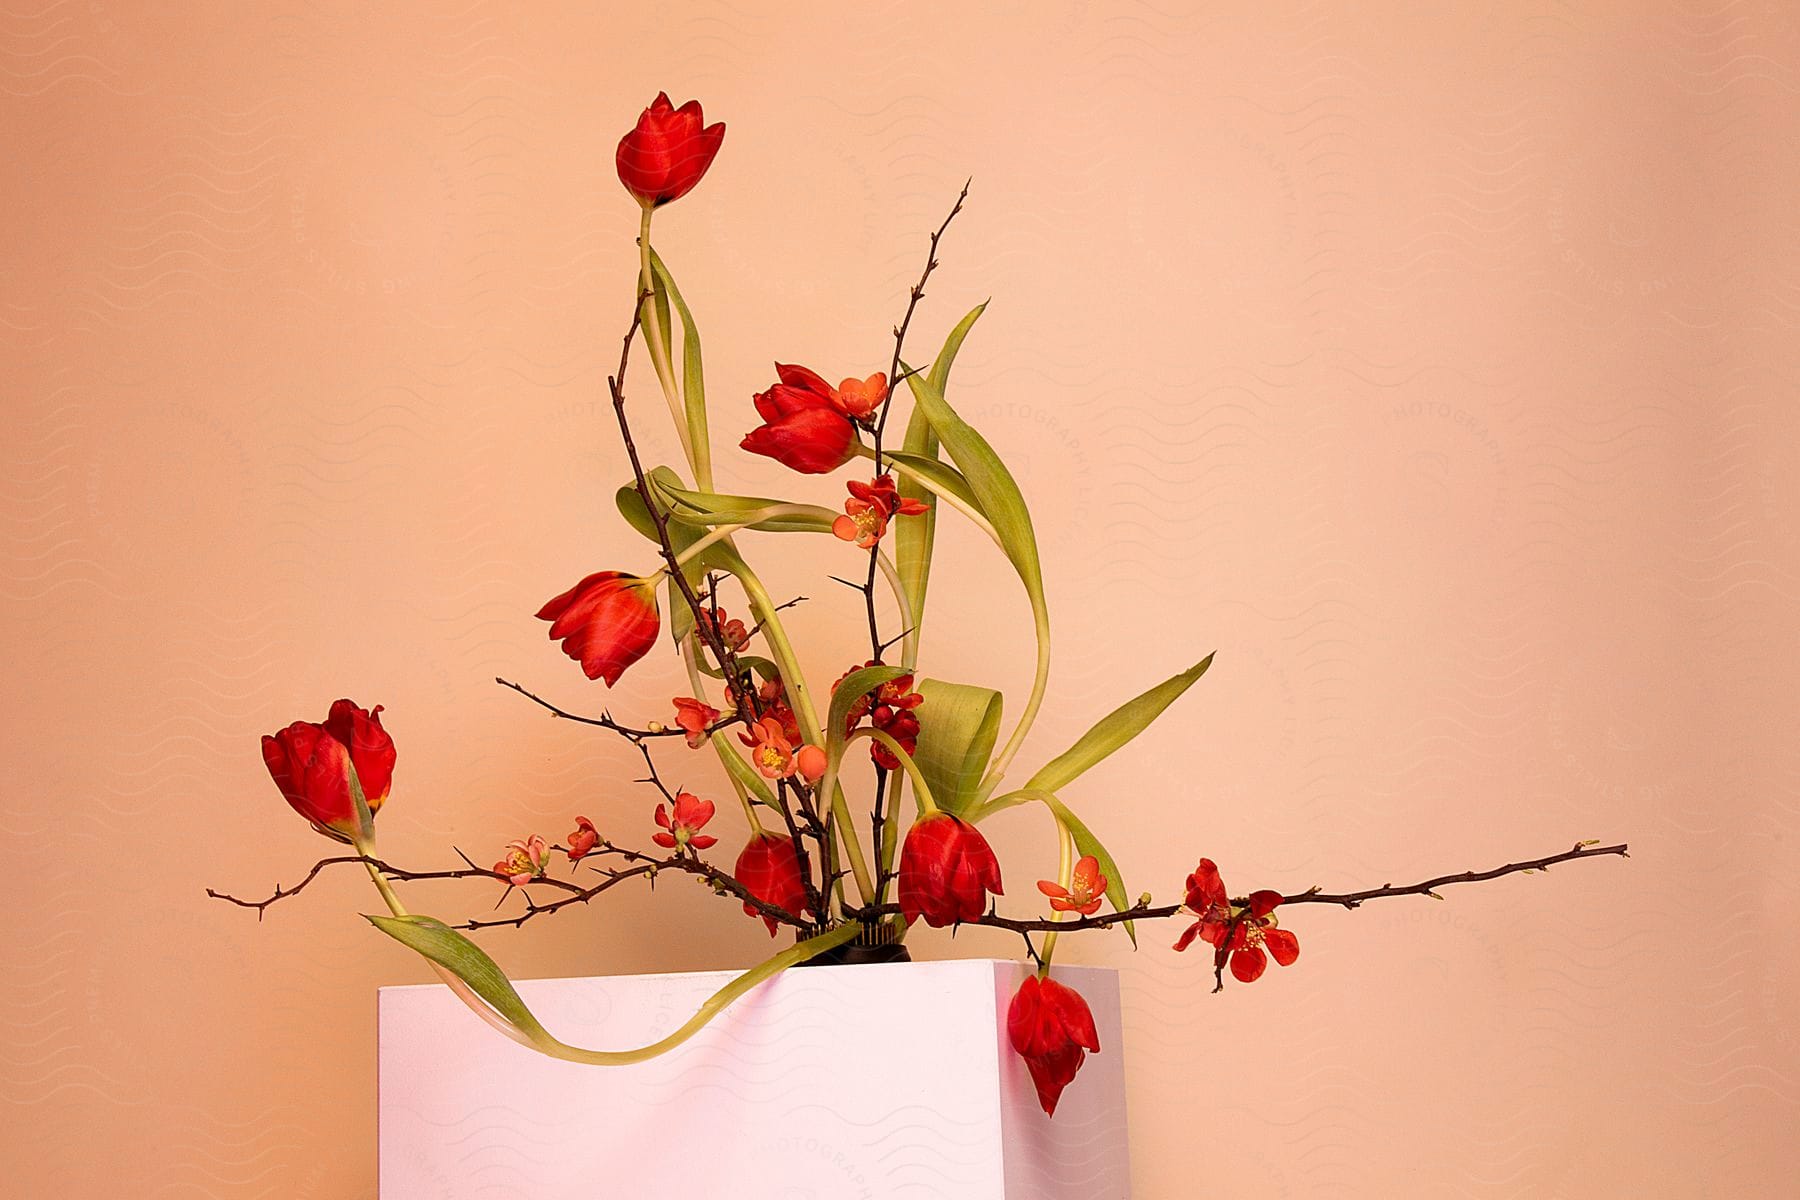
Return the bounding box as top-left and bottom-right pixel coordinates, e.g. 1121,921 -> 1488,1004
536,571 -> 660,686
1037,854 -> 1108,917
831,474 -> 929,549
495,835 -> 549,886
1173,858 -> 1298,984
566,816 -> 600,862
261,699 -> 396,843
1008,974 -> 1102,1117
739,716 -> 797,779
740,364 -> 859,474
672,696 -> 721,748
835,661 -> 925,770
732,832 -> 810,936
831,372 -> 888,419
696,606 -> 749,653
653,792 -> 717,851
897,812 -> 1003,927
615,92 -> 725,208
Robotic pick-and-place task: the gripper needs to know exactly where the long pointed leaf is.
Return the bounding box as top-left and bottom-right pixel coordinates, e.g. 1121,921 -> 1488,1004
1024,654 -> 1215,795
894,302 -> 988,641
659,481 -> 838,533
368,914 -> 551,1040
648,249 -> 711,489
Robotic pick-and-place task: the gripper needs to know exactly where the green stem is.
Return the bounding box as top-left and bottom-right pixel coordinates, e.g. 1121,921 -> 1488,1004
524,923 -> 861,1065
1036,818 -> 1074,975
732,562 -> 876,906
681,633 -> 763,833
977,590 -> 1051,799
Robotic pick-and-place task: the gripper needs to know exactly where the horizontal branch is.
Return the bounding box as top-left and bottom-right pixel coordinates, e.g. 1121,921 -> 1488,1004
207,843 -> 811,932
847,840 -> 1630,935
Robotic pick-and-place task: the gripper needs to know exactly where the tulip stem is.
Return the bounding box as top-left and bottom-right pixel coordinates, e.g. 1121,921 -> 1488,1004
1036,820 -> 1075,977
637,208 -> 695,474
732,562 -> 877,907
506,922 -> 862,1066
680,634 -> 764,834
976,591 -> 1051,800
847,728 -> 938,816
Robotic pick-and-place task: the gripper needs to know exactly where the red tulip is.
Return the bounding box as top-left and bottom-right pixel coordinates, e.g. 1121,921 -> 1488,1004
740,364 -> 858,474
733,832 -> 810,936
615,92 -> 725,208
1172,858 -> 1298,983
262,694 -> 396,845
1008,974 -> 1101,1116
897,812 -> 1003,927
261,700 -> 396,843
536,571 -> 661,686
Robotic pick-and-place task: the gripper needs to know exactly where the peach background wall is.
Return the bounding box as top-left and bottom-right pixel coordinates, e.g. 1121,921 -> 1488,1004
4,3 -> 1797,1196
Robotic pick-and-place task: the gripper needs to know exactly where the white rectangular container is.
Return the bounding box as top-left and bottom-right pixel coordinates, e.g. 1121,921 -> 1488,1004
378,958 -> 1129,1198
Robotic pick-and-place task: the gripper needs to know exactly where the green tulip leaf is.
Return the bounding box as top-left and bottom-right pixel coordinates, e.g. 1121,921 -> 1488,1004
894,302 -> 988,638
658,481 -> 839,533
1024,654 -> 1216,795
882,448 -> 982,513
910,679 -> 1005,817
648,248 -> 711,489
367,914 -> 551,1040
615,466 -> 752,646
899,304 -> 1040,609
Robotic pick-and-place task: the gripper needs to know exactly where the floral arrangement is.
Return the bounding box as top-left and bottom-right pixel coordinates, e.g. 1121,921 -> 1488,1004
215,93 -> 1627,1118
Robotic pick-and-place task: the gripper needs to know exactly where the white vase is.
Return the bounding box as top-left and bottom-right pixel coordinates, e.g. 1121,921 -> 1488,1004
379,957 -> 1130,1198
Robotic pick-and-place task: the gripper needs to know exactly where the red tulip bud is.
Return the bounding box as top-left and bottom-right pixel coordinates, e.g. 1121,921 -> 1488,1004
732,832 -> 810,936
261,700 -> 395,843
615,92 -> 725,208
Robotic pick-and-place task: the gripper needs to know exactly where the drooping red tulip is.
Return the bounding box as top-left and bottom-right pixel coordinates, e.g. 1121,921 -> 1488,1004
615,92 -> 725,208
1172,858 -> 1298,983
740,364 -> 858,474
536,571 -> 661,686
733,832 -> 810,936
1008,974 -> 1101,1117
261,699 -> 396,843
896,812 -> 1003,927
